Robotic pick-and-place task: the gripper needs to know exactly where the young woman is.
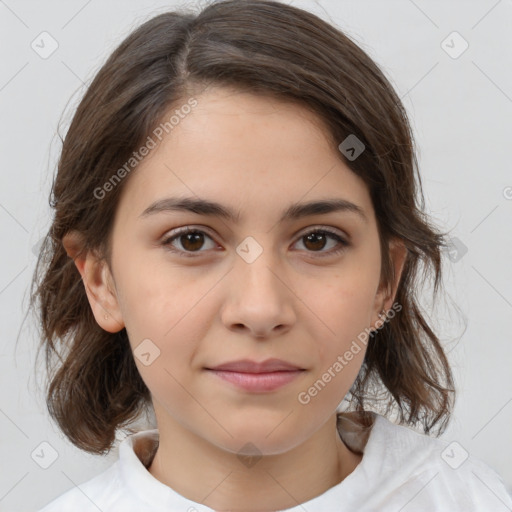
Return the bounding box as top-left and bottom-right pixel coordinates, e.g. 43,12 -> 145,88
31,0 -> 512,510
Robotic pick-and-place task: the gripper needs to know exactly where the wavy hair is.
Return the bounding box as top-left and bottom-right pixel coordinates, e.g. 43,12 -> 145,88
30,0 -> 455,454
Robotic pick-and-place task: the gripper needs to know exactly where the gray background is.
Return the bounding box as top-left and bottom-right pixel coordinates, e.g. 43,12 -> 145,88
1,0 -> 511,510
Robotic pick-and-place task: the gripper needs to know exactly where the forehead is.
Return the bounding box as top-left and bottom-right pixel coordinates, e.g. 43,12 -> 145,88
115,88 -> 374,225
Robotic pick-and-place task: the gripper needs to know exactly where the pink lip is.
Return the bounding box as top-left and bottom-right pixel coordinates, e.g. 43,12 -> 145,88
205,358 -> 305,392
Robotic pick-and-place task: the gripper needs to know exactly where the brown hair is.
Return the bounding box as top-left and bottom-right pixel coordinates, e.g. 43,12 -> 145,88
30,0 -> 455,454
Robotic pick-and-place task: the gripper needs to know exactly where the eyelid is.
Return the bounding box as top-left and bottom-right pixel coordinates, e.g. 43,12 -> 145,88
162,224 -> 348,241
160,225 -> 219,250
296,224 -> 348,240
161,225 -> 218,243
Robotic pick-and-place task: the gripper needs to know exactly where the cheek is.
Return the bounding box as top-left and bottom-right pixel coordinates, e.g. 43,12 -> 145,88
117,260 -> 211,409
113,252 -> 210,379
115,245 -> 202,334
302,257 -> 380,390
297,276 -> 375,411
315,260 -> 380,337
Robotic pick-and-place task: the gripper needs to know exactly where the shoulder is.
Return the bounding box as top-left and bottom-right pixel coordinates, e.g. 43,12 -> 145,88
37,429 -> 161,512
362,414 -> 512,511
37,461 -> 124,512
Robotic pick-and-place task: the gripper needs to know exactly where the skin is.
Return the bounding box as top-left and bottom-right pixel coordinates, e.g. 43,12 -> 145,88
64,87 -> 407,511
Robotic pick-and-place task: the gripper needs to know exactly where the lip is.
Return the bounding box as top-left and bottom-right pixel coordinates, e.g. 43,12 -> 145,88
208,358 -> 303,373
205,358 -> 306,392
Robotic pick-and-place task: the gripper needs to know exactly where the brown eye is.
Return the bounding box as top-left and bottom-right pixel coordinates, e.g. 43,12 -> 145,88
178,231 -> 206,252
303,232 -> 329,251
162,228 -> 217,256
161,226 -> 349,259
294,229 -> 349,257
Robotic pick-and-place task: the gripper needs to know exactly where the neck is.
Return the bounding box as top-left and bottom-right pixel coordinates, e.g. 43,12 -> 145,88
147,409 -> 362,511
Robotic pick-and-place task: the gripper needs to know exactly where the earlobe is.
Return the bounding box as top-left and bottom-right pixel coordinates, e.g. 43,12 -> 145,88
62,231 -> 125,333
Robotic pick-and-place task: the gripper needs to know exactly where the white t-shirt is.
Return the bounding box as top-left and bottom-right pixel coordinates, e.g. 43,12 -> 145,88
38,413 -> 512,511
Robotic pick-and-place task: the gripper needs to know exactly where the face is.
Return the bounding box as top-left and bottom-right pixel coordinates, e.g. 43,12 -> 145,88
73,87 -> 404,456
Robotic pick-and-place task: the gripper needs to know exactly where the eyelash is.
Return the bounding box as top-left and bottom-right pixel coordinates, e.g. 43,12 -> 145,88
161,226 -> 349,259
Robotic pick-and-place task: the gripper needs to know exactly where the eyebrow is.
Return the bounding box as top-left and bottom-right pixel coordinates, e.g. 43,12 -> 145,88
139,196 -> 368,224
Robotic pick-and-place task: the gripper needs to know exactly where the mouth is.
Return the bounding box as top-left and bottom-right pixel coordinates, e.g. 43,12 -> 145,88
204,358 -> 306,392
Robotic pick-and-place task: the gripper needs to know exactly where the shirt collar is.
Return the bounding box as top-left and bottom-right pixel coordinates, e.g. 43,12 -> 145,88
117,413 -> 384,510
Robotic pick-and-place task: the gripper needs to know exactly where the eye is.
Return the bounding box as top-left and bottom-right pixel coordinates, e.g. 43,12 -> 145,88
161,227 -> 218,257
161,226 -> 349,258
293,227 -> 349,257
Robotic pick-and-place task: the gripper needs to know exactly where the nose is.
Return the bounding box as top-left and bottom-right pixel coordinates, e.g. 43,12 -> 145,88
220,245 -> 296,339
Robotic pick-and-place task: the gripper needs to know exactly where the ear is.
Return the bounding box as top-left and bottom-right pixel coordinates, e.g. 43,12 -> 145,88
62,230 -> 125,333
370,238 -> 407,331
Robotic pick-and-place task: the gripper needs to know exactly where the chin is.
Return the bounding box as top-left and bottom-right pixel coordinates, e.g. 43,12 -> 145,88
211,417 -> 309,456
